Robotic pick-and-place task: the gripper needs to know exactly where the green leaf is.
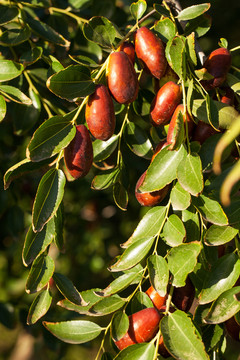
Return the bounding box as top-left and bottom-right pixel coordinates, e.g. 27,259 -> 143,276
204,287 -> 240,324
32,169 -> 66,232
113,182 -> 128,211
57,288 -> 102,314
0,95 -> 6,122
27,287 -> 52,325
187,33 -> 197,66
69,54 -> 100,68
192,193 -> 228,226
227,73 -> 240,95
161,310 -> 209,360
131,291 -> 154,313
177,3 -> 210,21
27,114 -> 76,162
182,204 -> 200,242
26,254 -> 55,294
114,342 -> 155,360
170,181 -> 191,211
43,320 -> 102,344
54,203 -> 64,252
19,47 -> 43,67
130,0 -> 147,20
53,273 -> 87,306
0,85 -> 32,105
109,237 -> 155,272
91,167 -> 120,190
0,60 -> 24,82
47,65 -> 95,101
122,206 -> 167,247
205,94 -> 219,130
83,16 -> 117,48
199,253 -> 240,304
93,134 -> 118,162
165,36 -> 186,79
204,224 -> 238,246
89,295 -> 126,316
0,25 -> 31,46
184,14 -> 212,38
167,242 -> 201,287
224,199 -> 240,224
124,121 -> 153,159
177,152 -> 203,196
139,144 -> 185,192
22,219 -> 55,266
111,311 -> 129,342
153,4 -> 170,17
0,5 -> 19,25
154,18 -> 177,43
147,255 -> 169,297
163,214 -> 186,247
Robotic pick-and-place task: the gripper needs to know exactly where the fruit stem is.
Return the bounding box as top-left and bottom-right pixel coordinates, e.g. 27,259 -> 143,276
48,6 -> 88,24
117,105 -> 130,166
153,329 -> 162,360
94,322 -> 112,360
181,80 -> 190,153
165,284 -> 174,314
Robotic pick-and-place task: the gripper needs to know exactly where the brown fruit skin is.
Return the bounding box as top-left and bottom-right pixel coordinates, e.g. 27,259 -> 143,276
225,316 -> 240,341
107,51 -> 138,104
85,84 -> 115,141
118,42 -> 135,65
150,81 -> 182,126
146,286 -> 167,310
135,170 -> 170,207
134,27 -> 167,80
201,47 -> 231,89
114,307 -> 162,351
172,277 -> 195,312
192,121 -> 218,144
64,124 -> 93,179
167,104 -> 194,146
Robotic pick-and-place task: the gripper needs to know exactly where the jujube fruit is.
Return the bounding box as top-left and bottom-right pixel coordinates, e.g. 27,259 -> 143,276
107,51 -> 138,104
134,27 -> 167,80
64,124 -> 93,179
114,307 -> 162,350
146,285 -> 167,310
172,277 -> 195,312
192,121 -> 218,144
167,104 -> 194,147
225,316 -> 240,341
150,81 -> 182,126
118,42 -> 135,65
220,86 -> 235,105
85,84 -> 115,141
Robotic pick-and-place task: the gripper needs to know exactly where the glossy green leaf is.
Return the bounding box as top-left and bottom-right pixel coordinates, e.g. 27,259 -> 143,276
69,54 -> 100,68
204,224 -> 238,246
167,242 -> 201,287
184,14 -> 212,38
113,182 -> 128,211
192,193 -> 228,226
139,144 -> 185,192
43,320 -> 102,344
161,310 -> 209,360
170,181 -> 191,211
57,288 -> 102,314
89,295 -> 126,316
93,134 -> 118,162
0,25 -> 31,46
122,206 -> 167,248
165,36 -> 186,79
0,85 -> 32,105
54,203 -> 64,252
0,60 -> 24,82
23,219 -> 55,266
27,287 -> 52,325
19,47 -> 43,67
130,0 -> 147,20
83,16 -> 117,48
204,287 -> 240,324
32,169 -> 66,232
187,33 -> 197,66
131,291 -> 154,313
26,254 -> 55,294
177,152 -> 203,196
163,214 -> 186,247
124,121 -> 153,159
0,95 -> 6,122
114,342 -> 155,360
109,237 -> 155,272
111,311 -> 129,342
177,3 -> 210,21
91,167 -> 120,190
199,253 -> 240,304
47,65 -> 95,101
0,5 -> 19,25
154,18 -> 177,42
182,204 -> 200,241
53,273 -> 87,306
206,94 -> 219,130
27,114 -> 76,162
147,255 -> 169,297
227,73 -> 240,95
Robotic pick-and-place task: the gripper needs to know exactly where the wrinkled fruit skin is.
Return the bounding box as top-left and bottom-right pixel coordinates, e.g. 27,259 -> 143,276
134,27 -> 167,80
146,286 -> 167,310
150,81 -> 182,126
201,47 -> 231,89
118,42 -> 135,65
172,277 -> 195,312
135,170 -> 170,207
114,307 -> 162,351
85,84 -> 115,141
107,51 -> 138,104
192,121 -> 218,144
167,104 -> 194,147
64,124 -> 93,179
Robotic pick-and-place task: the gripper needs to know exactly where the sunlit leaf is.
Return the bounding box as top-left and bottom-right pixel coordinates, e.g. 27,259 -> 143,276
27,287 -> 52,325
26,254 -> 55,294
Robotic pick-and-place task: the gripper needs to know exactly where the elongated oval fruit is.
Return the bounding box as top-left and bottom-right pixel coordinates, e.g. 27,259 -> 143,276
201,47 -> 231,89
192,121 -> 218,144
118,42 -> 135,65
114,307 -> 162,350
107,51 -> 138,104
134,27 -> 167,79
85,84 -> 115,141
172,277 -> 195,312
167,104 -> 194,146
64,124 -> 93,179
135,170 -> 170,207
146,286 -> 167,310
150,81 -> 182,126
